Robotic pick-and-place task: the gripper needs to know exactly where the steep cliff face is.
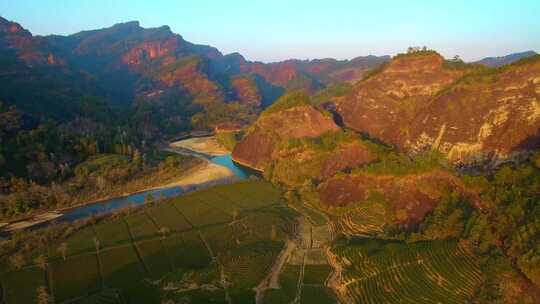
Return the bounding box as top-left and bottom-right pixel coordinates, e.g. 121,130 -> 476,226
154,56 -> 225,103
230,75 -> 262,106
408,57 -> 540,162
335,52 -> 540,163
45,21 -> 225,105
336,52 -> 468,147
0,17 -> 63,67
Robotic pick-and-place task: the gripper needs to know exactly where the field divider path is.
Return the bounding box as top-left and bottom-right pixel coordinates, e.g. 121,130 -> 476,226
220,264 -> 233,304
197,231 -> 215,261
90,224 -> 107,290
44,259 -> 53,303
93,252 -> 105,292
122,217 -> 151,277
144,210 -> 161,231
293,253 -> 306,304
254,239 -> 297,304
169,201 -> 196,230
196,229 -> 232,304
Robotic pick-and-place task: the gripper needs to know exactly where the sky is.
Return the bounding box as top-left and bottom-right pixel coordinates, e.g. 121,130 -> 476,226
0,0 -> 539,62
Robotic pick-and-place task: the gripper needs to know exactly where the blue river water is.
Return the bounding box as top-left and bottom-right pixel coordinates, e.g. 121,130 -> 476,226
58,154 -> 250,223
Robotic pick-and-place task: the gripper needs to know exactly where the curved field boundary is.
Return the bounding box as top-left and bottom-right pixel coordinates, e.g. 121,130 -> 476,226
330,239 -> 482,304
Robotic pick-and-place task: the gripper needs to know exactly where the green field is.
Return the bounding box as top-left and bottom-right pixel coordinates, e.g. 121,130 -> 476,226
223,240 -> 283,303
303,264 -> 333,285
124,212 -> 159,241
1,181 -> 295,304
50,253 -> 101,302
2,180 -> 487,303
1,267 -> 45,304
300,285 -> 337,304
263,264 -> 301,304
331,238 -> 483,304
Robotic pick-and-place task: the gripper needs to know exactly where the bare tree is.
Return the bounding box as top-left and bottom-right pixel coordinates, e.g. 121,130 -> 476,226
93,237 -> 100,253
159,227 -> 170,239
232,208 -> 238,222
36,286 -> 53,304
145,193 -> 155,205
34,255 -> 48,270
9,253 -> 25,270
57,242 -> 69,260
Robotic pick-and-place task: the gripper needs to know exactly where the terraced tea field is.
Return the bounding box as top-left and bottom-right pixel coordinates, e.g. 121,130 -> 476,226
332,201 -> 387,237
329,238 -> 483,304
0,181 -> 297,304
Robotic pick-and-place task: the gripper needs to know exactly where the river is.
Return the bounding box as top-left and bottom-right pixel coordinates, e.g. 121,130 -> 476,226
59,154 -> 249,223
0,138 -> 252,236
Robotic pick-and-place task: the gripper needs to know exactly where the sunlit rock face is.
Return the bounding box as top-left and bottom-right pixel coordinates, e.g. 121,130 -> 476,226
407,57 -> 540,163
232,104 -> 340,171
336,52 -> 540,163
336,53 -> 466,148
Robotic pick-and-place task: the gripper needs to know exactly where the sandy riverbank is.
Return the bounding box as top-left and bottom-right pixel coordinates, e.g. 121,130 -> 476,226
152,161 -> 235,189
170,136 -> 229,156
2,212 -> 63,232
1,139 -> 236,234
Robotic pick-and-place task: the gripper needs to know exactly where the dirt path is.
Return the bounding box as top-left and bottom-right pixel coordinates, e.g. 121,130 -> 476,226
294,253 -> 306,303
254,206 -> 336,304
254,240 -> 297,304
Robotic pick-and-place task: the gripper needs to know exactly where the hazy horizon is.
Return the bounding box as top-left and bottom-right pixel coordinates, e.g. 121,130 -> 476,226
1,0 -> 539,62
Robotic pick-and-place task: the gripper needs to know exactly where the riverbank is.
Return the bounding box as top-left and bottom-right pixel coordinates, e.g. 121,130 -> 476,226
1,138 -> 238,235
148,161 -> 235,189
170,136 -> 229,156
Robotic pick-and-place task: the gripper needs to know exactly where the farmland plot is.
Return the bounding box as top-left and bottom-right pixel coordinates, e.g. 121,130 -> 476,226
330,238 -> 483,304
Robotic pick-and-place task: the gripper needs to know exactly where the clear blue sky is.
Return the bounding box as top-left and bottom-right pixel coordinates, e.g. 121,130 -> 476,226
1,0 -> 539,62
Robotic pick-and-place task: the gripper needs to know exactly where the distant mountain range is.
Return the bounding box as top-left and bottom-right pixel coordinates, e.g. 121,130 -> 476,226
473,50 -> 538,67
0,17 -> 388,114
1,15 -> 534,122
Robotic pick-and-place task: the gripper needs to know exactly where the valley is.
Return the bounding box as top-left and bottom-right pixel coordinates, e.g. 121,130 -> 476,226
0,136 -> 243,236
0,6 -> 539,304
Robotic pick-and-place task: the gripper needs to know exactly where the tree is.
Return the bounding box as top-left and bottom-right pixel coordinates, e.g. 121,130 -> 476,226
34,255 -> 48,270
57,242 -> 68,260
36,286 -> 53,304
145,193 -> 154,205
9,253 -> 25,270
407,46 -> 421,53
232,208 -> 238,222
93,237 -> 100,253
159,227 -> 170,239
271,225 -> 277,241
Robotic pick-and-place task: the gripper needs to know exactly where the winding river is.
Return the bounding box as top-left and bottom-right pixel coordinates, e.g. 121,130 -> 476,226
0,138 -> 252,236
59,154 -> 249,223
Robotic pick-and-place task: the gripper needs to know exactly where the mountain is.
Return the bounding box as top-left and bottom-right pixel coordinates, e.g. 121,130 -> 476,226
474,50 -> 537,67
232,51 -> 540,296
0,15 -> 389,184
219,55 -> 390,93
232,49 -> 540,233
336,51 -> 540,163
1,16 -> 389,127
